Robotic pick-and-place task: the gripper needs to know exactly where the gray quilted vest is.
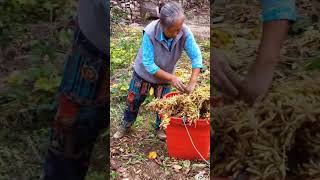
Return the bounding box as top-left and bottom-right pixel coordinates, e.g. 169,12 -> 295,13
133,19 -> 188,84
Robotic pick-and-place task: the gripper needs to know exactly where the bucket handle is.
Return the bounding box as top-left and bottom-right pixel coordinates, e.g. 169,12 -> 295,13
182,117 -> 210,166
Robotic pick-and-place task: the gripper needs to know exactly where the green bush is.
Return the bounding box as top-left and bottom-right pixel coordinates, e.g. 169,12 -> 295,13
111,28 -> 142,74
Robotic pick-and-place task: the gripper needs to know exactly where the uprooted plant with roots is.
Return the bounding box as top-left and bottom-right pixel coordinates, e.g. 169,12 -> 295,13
147,85 -> 210,128
212,77 -> 320,180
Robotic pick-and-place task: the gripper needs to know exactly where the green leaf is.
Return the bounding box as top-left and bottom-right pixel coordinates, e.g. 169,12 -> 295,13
34,77 -> 53,92
57,29 -> 72,48
306,57 -> 320,71
110,170 -> 118,179
6,71 -> 25,86
52,76 -> 62,87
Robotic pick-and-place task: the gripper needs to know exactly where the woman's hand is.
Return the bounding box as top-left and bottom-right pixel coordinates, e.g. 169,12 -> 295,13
211,48 -> 242,98
185,81 -> 197,94
170,75 -> 187,92
185,68 -> 201,94
154,69 -> 186,92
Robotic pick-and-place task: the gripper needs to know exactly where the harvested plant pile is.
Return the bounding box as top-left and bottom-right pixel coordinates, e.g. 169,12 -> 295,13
147,86 -> 210,128
212,78 -> 320,180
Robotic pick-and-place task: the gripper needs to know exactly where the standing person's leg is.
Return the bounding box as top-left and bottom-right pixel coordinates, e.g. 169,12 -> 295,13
43,24 -> 108,180
153,84 -> 171,140
44,100 -> 107,180
43,95 -> 80,180
113,71 -> 151,139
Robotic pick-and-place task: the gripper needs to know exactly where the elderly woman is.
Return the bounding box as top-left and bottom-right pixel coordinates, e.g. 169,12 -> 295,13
113,1 -> 203,140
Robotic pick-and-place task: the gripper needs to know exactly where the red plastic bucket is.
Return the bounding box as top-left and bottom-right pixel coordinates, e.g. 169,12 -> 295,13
162,92 -> 210,160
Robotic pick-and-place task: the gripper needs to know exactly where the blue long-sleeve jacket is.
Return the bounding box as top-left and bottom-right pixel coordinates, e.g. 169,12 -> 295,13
261,0 -> 296,22
142,27 -> 203,75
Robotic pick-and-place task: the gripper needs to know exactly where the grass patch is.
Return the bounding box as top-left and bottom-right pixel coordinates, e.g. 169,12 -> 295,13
0,0 -> 106,178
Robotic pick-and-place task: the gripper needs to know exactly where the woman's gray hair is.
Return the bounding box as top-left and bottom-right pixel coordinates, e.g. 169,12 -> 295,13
158,1 -> 184,29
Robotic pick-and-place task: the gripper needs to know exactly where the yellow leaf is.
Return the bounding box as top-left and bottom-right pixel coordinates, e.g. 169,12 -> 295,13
120,84 -> 128,91
175,69 -> 183,78
211,28 -> 233,48
148,151 -> 157,159
149,87 -> 154,96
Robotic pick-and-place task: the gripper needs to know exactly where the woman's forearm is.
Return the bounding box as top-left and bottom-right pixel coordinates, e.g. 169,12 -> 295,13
243,20 -> 290,102
154,69 -> 175,82
188,68 -> 200,85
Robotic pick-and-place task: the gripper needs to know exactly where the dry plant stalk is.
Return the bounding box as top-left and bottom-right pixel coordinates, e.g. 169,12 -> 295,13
147,86 -> 210,128
212,78 -> 320,180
